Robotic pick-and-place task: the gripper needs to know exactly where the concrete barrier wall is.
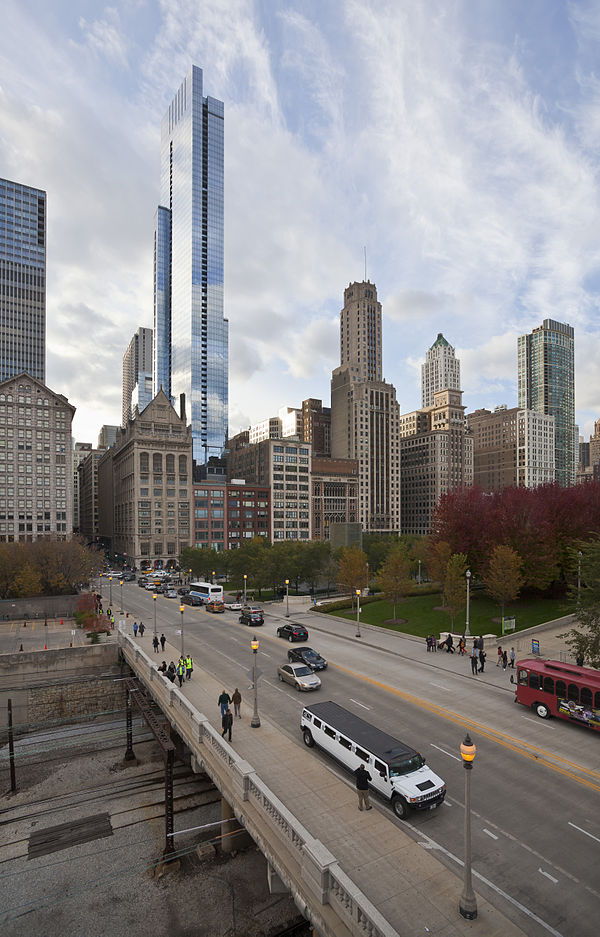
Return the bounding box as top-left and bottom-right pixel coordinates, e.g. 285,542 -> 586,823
0,594 -> 82,621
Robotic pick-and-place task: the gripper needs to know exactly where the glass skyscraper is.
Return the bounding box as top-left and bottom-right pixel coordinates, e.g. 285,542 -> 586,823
518,318 -> 575,487
0,178 -> 46,382
153,66 -> 228,464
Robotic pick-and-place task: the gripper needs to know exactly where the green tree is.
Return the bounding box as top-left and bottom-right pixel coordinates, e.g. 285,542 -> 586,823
484,545 -> 524,621
427,540 -> 452,587
12,562 -> 42,598
559,539 -> 600,667
378,547 -> 412,621
337,545 -> 368,603
443,553 -> 468,629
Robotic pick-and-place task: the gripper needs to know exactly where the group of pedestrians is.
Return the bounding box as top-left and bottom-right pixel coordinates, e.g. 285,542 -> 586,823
152,633 -> 167,653
496,645 -> 516,670
157,654 -> 194,686
218,688 -> 243,741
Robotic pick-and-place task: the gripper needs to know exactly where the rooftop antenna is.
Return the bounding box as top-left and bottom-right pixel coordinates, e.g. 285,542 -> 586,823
364,245 -> 367,282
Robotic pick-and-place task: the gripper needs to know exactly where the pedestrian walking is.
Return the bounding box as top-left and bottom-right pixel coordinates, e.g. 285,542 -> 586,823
176,659 -> 185,687
185,654 -> 193,680
497,645 -> 503,667
354,764 -> 372,811
218,690 -> 232,716
152,635 -> 159,653
133,622 -> 138,637
458,636 -> 466,656
139,622 -> 145,637
510,647 -> 516,669
502,649 -> 508,670
232,688 -> 242,718
221,708 -> 233,741
479,648 -> 487,673
470,645 -> 479,675
160,633 -> 166,652
446,634 -> 454,653
110,615 -> 115,630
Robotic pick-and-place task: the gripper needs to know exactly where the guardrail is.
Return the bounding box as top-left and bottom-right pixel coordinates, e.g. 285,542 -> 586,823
119,634 -> 398,937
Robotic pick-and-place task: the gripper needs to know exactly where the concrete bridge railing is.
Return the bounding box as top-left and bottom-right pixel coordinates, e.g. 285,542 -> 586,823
119,634 -> 399,937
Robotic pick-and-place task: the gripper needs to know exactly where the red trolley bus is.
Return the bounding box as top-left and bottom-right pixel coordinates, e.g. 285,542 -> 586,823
514,658 -> 600,730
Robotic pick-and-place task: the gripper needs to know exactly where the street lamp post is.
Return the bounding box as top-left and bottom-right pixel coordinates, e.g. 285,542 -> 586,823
459,733 -> 477,920
179,605 -> 185,658
243,574 -> 247,604
109,576 -> 113,609
285,579 -> 290,617
119,579 -> 123,614
153,594 -> 157,639
188,568 -> 192,585
212,570 -> 216,584
418,559 -> 422,585
465,570 -> 471,637
577,550 -> 582,605
355,588 -> 362,638
251,636 -> 261,728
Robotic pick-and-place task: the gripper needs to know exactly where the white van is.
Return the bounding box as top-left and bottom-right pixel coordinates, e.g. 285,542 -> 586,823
301,701 -> 446,819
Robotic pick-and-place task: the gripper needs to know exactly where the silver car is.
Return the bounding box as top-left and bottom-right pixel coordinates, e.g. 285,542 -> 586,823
277,662 -> 321,692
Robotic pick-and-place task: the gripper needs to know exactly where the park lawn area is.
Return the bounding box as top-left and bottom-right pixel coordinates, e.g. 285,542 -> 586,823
334,592 -> 570,639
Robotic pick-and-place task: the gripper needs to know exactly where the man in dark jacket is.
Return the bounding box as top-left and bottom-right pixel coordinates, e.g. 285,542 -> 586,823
354,764 -> 372,811
221,708 -> 233,742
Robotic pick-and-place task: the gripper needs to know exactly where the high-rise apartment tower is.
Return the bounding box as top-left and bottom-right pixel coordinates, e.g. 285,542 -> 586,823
421,334 -> 460,408
122,327 -> 153,425
518,319 -> 575,486
154,65 -> 228,464
0,178 -> 46,382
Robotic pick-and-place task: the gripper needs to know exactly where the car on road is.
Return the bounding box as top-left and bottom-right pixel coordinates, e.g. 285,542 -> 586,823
177,587 -> 189,596
164,589 -> 178,599
137,578 -> 148,588
225,601 -> 242,611
277,662 -> 321,692
206,600 -> 225,614
287,646 -> 327,671
277,623 -> 309,642
144,582 -> 156,591
182,593 -> 202,606
239,605 -> 264,625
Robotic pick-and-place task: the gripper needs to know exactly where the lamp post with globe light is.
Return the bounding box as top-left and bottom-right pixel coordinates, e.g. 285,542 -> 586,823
179,605 -> 185,658
153,594 -> 157,640
355,589 -> 362,638
251,636 -> 261,728
459,734 -> 477,920
285,579 -> 290,617
465,570 -> 471,637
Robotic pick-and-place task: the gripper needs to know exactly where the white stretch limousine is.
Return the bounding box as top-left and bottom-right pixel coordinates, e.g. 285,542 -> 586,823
301,701 -> 446,819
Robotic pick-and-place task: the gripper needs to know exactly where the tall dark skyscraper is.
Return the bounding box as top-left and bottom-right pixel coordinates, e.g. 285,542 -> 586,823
153,65 -> 228,464
0,178 -> 46,382
518,318 -> 575,487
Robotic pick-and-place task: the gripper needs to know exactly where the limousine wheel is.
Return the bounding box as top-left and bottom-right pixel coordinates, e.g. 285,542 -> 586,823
303,730 -> 314,747
535,702 -> 550,719
392,795 -> 408,819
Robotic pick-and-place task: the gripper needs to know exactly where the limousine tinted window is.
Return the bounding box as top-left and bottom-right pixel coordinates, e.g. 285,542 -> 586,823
355,747 -> 369,761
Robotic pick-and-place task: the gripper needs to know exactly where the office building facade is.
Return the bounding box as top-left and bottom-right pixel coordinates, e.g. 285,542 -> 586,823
122,327 -> 153,425
467,406 -> 555,492
0,374 -> 74,542
311,456 -> 358,542
154,65 -> 228,464
421,334 -> 460,408
0,178 -> 46,383
191,480 -> 270,550
518,319 -> 576,486
331,281 -> 401,534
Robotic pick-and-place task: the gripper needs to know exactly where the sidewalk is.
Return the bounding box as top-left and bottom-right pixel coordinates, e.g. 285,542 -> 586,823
150,632 -> 528,937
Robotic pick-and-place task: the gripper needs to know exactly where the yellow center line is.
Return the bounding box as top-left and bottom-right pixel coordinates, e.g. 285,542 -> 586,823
332,661 -> 600,793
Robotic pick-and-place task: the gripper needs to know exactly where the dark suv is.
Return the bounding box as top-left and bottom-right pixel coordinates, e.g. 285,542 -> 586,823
277,623 -> 308,642
182,593 -> 202,607
287,646 -> 327,671
239,605 -> 264,626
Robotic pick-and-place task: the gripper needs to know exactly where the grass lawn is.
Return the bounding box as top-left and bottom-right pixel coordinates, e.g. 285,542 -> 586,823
334,592 -> 570,639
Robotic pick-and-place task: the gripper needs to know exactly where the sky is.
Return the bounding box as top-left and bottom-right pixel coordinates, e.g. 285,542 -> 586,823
1,0 -> 599,444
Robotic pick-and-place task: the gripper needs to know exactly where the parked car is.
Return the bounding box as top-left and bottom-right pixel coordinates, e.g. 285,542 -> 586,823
225,601 -> 242,611
137,578 -> 148,588
182,593 -> 202,607
287,646 -> 328,671
239,605 -> 264,626
206,600 -> 225,614
178,587 -> 190,596
164,589 -> 177,599
277,662 -> 321,692
276,623 -> 309,642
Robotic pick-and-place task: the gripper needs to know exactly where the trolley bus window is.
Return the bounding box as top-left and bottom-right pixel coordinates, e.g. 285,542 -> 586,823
543,677 -> 554,694
581,687 -> 592,707
595,692 -> 600,709
518,668 -> 528,685
556,680 -> 566,698
568,684 -> 579,703
528,673 -> 539,690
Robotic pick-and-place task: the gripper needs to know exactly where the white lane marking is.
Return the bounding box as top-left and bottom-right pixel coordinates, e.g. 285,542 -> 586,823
430,682 -> 449,690
483,829 -> 498,840
430,743 -> 460,762
349,698 -> 370,710
522,716 -> 555,729
568,821 -> 600,844
260,651 -> 272,658
539,868 -> 559,884
404,822 -> 565,937
229,636 -> 239,643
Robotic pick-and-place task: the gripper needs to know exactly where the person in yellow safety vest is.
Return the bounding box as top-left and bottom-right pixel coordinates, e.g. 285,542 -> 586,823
176,659 -> 185,687
185,655 -> 193,680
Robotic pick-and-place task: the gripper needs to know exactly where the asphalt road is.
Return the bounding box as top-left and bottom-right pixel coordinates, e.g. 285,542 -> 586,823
107,582 -> 600,937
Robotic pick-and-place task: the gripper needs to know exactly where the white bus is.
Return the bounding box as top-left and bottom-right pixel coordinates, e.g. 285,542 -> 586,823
301,701 -> 446,819
188,581 -> 224,603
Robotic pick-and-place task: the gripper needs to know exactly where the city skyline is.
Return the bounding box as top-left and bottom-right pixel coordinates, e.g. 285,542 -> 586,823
0,2 -> 599,445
